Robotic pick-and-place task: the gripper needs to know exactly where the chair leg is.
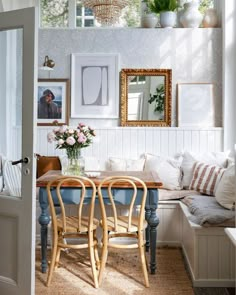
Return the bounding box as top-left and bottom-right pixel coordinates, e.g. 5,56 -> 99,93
138,238 -> 150,288
98,236 -> 108,286
54,248 -> 61,269
46,242 -> 58,287
89,238 -> 99,288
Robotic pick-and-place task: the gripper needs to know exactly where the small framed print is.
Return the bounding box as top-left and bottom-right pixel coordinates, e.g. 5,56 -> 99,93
177,83 -> 215,127
71,53 -> 119,118
37,79 -> 69,126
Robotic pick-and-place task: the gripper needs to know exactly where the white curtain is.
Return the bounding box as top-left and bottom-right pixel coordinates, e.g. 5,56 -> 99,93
0,0 -> 37,12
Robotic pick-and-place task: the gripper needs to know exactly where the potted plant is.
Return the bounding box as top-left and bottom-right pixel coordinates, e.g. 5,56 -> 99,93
143,0 -> 179,28
141,0 -> 158,28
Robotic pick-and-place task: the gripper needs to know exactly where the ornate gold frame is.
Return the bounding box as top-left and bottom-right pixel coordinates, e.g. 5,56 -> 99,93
120,69 -> 172,127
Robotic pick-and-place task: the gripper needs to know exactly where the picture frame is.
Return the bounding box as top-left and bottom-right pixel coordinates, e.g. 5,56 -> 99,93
71,53 -> 119,118
177,83 -> 215,127
37,79 -> 69,126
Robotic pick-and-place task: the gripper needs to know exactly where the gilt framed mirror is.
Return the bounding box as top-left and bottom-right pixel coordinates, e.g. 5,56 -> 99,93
120,69 -> 172,127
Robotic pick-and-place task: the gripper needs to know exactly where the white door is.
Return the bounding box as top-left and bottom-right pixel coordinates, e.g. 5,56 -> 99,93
0,7 -> 38,295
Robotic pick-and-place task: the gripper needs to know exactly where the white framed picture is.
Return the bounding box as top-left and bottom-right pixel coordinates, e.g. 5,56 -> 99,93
71,53 -> 119,118
177,83 -> 215,127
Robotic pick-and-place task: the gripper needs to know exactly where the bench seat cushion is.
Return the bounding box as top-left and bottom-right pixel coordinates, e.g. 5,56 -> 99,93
181,195 -> 235,227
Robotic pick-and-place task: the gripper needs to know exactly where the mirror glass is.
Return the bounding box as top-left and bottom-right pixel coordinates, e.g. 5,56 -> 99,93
120,69 -> 172,126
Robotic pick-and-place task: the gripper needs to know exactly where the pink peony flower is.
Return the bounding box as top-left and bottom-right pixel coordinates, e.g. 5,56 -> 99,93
68,129 -> 74,134
66,136 -> 76,146
47,132 -> 56,143
59,125 -> 67,133
78,133 -> 86,143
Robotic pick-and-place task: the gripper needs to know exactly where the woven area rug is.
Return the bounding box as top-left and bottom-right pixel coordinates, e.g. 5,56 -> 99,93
35,247 -> 194,295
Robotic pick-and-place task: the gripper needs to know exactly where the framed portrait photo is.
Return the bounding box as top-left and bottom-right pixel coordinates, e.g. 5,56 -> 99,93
37,79 -> 69,126
177,83 -> 215,127
71,53 -> 119,118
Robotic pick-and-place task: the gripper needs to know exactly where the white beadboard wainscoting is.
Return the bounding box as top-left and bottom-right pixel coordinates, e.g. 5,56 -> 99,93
36,127 -> 224,165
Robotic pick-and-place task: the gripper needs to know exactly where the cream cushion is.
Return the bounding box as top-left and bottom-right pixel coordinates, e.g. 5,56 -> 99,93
215,164 -> 235,210
108,157 -> 145,171
144,153 -> 182,190
181,151 -> 228,189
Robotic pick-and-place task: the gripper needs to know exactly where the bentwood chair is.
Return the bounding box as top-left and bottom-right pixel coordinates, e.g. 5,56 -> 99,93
46,176 -> 100,288
97,176 -> 149,287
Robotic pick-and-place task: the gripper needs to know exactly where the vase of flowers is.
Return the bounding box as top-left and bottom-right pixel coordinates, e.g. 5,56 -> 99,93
47,122 -> 96,175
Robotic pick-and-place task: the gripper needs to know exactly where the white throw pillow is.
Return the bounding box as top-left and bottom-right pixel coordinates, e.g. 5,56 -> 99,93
108,157 -> 145,171
215,165 -> 235,210
181,151 -> 228,189
3,160 -> 21,197
144,154 -> 182,190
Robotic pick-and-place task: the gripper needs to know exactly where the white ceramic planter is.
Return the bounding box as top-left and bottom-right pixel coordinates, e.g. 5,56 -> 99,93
160,11 -> 177,28
141,13 -> 158,28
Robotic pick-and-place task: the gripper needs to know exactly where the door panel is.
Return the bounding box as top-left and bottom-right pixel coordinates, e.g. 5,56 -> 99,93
0,7 -> 38,295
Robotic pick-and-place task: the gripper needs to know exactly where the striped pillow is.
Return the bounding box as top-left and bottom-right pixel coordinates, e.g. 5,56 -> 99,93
189,162 -> 225,195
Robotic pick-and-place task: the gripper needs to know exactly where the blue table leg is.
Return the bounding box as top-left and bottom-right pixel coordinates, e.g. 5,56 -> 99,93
145,188 -> 159,274
145,208 -> 151,252
38,190 -> 50,273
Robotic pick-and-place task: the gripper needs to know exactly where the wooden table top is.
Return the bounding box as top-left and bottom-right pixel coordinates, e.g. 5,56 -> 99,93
36,170 -> 163,189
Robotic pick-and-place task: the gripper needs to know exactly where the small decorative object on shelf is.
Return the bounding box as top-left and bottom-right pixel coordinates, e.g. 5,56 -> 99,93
143,0 -> 179,28
180,0 -> 203,28
202,8 -> 218,28
141,1 -> 158,28
47,122 -> 96,176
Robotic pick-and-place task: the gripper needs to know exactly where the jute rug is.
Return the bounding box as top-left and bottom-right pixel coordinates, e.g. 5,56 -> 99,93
35,246 -> 194,295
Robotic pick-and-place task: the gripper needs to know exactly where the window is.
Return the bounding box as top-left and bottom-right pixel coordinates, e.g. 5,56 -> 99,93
40,0 -> 140,28
40,0 -> 69,28
76,1 -> 95,27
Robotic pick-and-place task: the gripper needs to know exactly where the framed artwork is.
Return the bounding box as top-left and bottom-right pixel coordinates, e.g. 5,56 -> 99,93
177,83 -> 215,127
37,79 -> 69,126
71,53 -> 119,118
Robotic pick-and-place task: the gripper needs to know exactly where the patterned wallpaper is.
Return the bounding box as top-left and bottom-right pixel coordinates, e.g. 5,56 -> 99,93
38,28 -> 222,127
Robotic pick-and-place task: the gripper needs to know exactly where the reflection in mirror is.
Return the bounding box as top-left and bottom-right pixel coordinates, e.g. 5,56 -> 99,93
120,69 -> 172,127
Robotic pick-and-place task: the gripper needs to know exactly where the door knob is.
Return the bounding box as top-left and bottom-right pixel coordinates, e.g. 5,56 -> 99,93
12,157 -> 29,165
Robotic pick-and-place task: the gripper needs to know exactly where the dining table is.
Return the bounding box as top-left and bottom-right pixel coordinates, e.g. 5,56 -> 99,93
37,170 -> 163,274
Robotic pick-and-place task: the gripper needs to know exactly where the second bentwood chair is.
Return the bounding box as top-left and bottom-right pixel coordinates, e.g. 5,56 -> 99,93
46,176 -> 100,288
97,176 -> 149,287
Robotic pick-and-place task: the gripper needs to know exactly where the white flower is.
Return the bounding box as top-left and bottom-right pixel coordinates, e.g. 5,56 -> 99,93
58,139 -> 64,145
66,136 -> 76,146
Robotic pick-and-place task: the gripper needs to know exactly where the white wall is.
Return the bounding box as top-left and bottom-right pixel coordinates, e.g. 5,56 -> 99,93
38,28 -> 222,128
222,0 -> 236,153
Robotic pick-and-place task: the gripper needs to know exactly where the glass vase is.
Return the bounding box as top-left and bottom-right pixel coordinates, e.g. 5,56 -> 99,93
63,148 -> 85,176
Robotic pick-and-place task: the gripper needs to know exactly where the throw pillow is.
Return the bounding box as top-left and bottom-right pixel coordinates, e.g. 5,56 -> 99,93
144,153 -> 182,190
3,159 -> 21,196
189,161 -> 225,196
108,157 -> 145,171
215,164 -> 235,210
37,155 -> 61,178
181,151 -> 228,189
